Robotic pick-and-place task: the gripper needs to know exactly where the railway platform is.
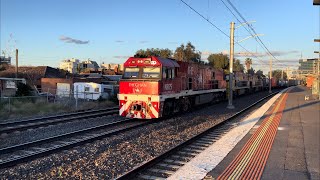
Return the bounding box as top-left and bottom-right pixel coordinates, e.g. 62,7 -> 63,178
168,86 -> 319,180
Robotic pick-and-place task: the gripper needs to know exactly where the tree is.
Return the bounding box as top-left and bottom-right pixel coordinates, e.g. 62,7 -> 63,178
268,69 -> 287,80
173,42 -> 201,62
0,63 -> 9,71
134,48 -> 172,58
173,45 -> 185,61
234,59 -> 245,72
207,53 -> 229,70
247,67 -> 255,75
245,58 -> 252,72
256,70 -> 264,77
15,82 -> 32,96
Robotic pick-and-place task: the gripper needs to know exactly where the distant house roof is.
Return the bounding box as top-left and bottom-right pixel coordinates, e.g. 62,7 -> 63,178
103,75 -> 122,81
0,66 -> 66,80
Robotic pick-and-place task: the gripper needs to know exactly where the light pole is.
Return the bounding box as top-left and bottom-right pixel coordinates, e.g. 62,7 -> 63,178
269,55 -> 272,93
227,22 -> 235,109
227,21 -> 263,109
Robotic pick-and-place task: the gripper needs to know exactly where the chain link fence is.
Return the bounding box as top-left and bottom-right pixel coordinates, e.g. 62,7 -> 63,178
0,89 -> 118,120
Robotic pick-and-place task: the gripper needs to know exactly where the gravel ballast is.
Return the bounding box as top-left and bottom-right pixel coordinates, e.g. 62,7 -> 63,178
0,91 -> 275,179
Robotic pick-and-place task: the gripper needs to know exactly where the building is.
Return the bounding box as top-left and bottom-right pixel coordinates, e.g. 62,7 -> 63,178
0,56 -> 11,65
298,58 -> 319,76
0,77 -> 26,97
59,58 -> 100,74
0,66 -> 66,93
101,63 -> 123,71
59,58 -> 80,74
80,59 -> 99,71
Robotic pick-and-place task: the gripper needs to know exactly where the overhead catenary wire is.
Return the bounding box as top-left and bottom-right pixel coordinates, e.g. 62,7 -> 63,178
223,0 -> 286,66
180,0 -> 269,66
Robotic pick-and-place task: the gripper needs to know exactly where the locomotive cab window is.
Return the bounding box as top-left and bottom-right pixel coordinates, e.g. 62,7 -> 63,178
142,67 -> 160,78
163,67 -> 175,79
123,67 -> 140,78
162,67 -> 167,79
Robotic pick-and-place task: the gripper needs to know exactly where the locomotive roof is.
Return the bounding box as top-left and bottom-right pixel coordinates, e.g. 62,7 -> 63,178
124,56 -> 180,68
156,57 -> 180,68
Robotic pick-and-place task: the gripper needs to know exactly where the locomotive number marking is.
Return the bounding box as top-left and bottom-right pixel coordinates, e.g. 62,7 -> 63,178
164,84 -> 172,91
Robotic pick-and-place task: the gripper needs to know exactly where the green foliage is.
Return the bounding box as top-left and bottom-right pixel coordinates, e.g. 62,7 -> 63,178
0,63 -> 9,71
269,69 -> 287,80
207,53 -> 229,70
256,70 -> 264,77
207,53 -> 244,73
245,58 -> 252,71
247,67 -> 255,75
234,59 -> 245,72
15,82 -> 33,96
134,48 -> 173,58
173,42 -> 201,62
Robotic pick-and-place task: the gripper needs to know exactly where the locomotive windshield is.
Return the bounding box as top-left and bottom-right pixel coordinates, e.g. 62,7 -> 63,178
123,67 -> 161,79
142,67 -> 160,78
123,67 -> 139,78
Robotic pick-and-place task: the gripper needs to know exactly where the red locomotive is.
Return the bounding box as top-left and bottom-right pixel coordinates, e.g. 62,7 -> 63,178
118,56 -> 226,119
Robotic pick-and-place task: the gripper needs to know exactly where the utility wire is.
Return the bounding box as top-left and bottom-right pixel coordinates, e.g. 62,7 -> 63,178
180,0 -> 229,38
224,0 -> 285,66
180,0 -> 269,66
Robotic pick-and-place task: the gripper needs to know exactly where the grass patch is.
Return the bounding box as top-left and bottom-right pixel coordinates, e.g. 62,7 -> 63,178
0,98 -> 117,121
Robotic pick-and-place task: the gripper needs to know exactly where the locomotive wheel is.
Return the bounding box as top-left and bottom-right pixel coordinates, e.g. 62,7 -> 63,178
173,100 -> 181,113
163,101 -> 173,116
181,98 -> 190,112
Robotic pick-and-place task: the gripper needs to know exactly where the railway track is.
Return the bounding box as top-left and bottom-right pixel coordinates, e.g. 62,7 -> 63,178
0,107 -> 119,135
0,118 -> 152,169
117,91 -> 280,180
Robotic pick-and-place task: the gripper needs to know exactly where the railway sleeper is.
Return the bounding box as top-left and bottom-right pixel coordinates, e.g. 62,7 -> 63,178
147,168 -> 175,177
188,145 -> 206,150
192,142 -> 210,147
203,134 -> 221,139
196,140 -> 213,144
181,147 -> 203,153
138,174 -> 166,180
156,163 -> 181,171
170,155 -> 192,161
163,159 -> 186,166
200,137 -> 219,142
177,151 -> 198,157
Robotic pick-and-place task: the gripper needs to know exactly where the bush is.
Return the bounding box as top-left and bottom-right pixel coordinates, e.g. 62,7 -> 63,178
15,83 -> 32,96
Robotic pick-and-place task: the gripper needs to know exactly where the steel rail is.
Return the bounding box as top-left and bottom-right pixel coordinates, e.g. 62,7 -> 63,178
116,91 -> 280,179
0,119 -> 152,169
0,107 -> 119,134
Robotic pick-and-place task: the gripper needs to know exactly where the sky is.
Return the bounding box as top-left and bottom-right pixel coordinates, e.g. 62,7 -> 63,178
0,0 -> 319,74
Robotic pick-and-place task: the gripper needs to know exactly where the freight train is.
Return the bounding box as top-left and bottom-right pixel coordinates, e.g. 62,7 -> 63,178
118,56 -> 281,119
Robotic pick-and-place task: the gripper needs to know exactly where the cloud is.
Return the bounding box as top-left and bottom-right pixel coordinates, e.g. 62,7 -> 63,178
139,41 -> 149,44
201,51 -> 213,56
115,40 -> 125,43
60,36 -> 89,44
235,50 -> 300,58
113,56 -> 131,59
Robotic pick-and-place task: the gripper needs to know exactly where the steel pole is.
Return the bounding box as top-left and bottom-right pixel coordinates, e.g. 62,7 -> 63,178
227,22 -> 235,109
314,39 -> 320,99
269,55 -> 272,93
